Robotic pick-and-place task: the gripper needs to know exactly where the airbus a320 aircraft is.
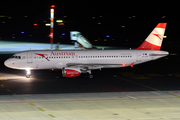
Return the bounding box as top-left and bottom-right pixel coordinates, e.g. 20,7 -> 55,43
4,23 -> 168,78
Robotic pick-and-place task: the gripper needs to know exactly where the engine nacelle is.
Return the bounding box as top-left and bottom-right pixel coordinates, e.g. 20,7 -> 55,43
62,67 -> 81,77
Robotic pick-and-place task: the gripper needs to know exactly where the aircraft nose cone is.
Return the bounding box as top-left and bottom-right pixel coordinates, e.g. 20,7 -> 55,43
4,59 -> 11,67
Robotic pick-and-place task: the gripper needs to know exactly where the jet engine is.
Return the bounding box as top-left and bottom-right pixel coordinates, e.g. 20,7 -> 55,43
62,67 -> 81,77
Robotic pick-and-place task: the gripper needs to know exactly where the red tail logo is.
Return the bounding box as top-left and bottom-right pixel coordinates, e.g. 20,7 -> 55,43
153,33 -> 162,40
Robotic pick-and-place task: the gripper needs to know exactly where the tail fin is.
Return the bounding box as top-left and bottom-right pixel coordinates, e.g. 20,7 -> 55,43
136,23 -> 167,50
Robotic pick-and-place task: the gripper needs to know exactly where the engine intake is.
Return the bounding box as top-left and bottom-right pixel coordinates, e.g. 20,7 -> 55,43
62,67 -> 81,77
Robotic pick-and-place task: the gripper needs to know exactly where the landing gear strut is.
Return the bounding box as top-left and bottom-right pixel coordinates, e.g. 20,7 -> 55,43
87,70 -> 93,79
26,69 -> 31,78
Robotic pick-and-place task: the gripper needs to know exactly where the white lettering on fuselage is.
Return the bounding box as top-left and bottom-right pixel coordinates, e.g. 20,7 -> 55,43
67,71 -> 79,74
50,52 -> 75,56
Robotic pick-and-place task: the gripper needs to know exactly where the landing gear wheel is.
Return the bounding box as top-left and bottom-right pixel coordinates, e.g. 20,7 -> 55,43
26,74 -> 30,78
88,74 -> 93,79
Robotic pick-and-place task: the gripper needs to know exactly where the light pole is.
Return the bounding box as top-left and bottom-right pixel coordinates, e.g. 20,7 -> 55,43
50,5 -> 55,49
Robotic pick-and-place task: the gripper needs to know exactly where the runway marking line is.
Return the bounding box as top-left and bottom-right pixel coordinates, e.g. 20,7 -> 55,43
0,82 -> 56,118
126,95 -> 137,99
38,108 -> 45,111
0,78 -> 7,80
113,75 -> 180,98
6,89 -> 11,92
29,103 -> 35,106
1,84 -> 4,88
21,98 -> 26,101
48,114 -> 55,118
152,92 -> 161,95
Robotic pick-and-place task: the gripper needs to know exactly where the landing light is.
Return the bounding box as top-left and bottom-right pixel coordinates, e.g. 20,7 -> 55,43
56,20 -> 63,23
45,23 -> 51,26
26,68 -> 31,74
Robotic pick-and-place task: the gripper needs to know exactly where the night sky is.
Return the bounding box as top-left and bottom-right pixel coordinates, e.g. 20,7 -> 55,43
0,1 -> 179,49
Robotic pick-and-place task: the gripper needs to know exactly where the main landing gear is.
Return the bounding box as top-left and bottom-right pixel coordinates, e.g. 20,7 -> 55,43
26,69 -> 31,78
87,70 -> 93,79
88,74 -> 93,79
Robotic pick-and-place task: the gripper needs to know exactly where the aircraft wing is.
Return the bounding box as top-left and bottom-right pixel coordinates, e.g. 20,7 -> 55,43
66,63 -> 122,70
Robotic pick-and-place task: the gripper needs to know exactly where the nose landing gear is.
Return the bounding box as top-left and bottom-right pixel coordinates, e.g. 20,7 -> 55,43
26,69 -> 31,78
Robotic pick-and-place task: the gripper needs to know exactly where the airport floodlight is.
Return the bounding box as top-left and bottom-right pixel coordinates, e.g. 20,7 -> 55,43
45,23 -> 51,26
50,5 -> 55,49
56,20 -> 63,23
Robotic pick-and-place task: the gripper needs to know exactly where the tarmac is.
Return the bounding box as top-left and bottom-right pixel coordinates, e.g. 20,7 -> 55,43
0,91 -> 180,120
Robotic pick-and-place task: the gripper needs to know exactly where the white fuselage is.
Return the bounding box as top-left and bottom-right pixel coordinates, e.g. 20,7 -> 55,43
4,50 -> 168,70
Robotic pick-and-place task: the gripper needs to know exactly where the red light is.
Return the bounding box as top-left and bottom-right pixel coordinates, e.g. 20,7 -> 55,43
60,23 -> 64,25
34,23 -> 37,26
51,5 -> 55,8
49,34 -> 53,37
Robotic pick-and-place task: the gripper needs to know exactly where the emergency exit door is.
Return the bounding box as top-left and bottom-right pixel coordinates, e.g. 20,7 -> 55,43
136,52 -> 141,62
27,52 -> 33,63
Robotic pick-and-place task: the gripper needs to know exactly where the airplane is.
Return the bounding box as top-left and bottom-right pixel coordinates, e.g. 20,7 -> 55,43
4,23 -> 168,78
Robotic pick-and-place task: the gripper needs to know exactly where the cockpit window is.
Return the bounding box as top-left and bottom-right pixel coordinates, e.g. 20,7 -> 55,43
10,56 -> 21,59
